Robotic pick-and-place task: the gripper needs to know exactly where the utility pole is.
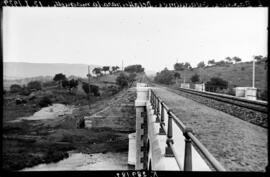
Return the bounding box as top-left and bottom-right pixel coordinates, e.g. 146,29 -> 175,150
122,60 -> 124,71
252,56 -> 255,88
87,66 -> 91,108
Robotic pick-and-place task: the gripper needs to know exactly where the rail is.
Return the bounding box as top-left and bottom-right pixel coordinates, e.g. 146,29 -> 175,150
176,87 -> 267,113
150,89 -> 226,171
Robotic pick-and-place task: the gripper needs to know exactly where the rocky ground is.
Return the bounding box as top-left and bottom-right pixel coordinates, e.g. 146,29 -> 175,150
2,87 -> 136,171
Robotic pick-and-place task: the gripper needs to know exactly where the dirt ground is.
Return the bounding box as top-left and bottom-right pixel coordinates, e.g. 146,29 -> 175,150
2,87 -> 136,171
152,87 -> 267,172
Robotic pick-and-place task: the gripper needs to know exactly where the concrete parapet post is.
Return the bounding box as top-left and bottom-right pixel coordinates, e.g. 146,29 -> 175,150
245,87 -> 257,100
135,83 -> 149,170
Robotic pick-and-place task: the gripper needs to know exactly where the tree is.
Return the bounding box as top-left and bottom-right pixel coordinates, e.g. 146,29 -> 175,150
53,73 -> 67,87
174,63 -> 185,71
197,61 -> 205,68
82,83 -> 100,96
184,62 -> 192,70
205,77 -> 228,92
191,73 -> 200,83
69,79 -> 78,89
102,66 -> 110,75
112,66 -> 120,73
27,81 -> 42,90
208,59 -> 215,66
154,68 -> 174,85
93,67 -> 102,76
254,55 -> 267,63
225,57 -> 232,62
124,65 -> 144,73
174,62 -> 191,71
174,72 -> 181,84
10,84 -> 22,93
215,60 -> 226,66
128,73 -> 137,83
116,72 -> 129,88
232,56 -> 242,63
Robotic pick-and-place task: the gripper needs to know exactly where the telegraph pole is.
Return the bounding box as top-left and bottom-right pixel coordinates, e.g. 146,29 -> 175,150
122,60 -> 124,71
87,66 -> 91,108
252,56 -> 255,88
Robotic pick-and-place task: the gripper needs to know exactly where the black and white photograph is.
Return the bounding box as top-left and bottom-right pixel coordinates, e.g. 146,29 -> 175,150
2,4 -> 268,173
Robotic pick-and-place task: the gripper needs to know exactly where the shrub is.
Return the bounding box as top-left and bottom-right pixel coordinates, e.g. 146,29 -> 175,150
10,84 -> 23,93
108,85 -> 119,94
116,72 -> 129,88
42,81 -> 58,87
190,73 -> 200,83
27,81 -> 42,90
82,83 -> 100,96
205,77 -> 228,92
260,90 -> 268,101
20,87 -> 31,96
39,96 -> 52,108
241,67 -> 245,71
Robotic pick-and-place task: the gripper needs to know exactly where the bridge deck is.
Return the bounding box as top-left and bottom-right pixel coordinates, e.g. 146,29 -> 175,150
151,86 -> 267,171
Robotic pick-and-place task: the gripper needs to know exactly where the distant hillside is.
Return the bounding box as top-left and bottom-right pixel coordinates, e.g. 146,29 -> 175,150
3,75 -> 54,90
176,62 -> 267,92
3,62 -> 100,79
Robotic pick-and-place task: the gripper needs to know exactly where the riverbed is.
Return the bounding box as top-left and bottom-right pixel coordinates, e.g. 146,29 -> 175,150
22,151 -> 128,171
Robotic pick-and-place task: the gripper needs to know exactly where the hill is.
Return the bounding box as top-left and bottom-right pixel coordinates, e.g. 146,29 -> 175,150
3,62 -> 100,79
170,62 -> 267,92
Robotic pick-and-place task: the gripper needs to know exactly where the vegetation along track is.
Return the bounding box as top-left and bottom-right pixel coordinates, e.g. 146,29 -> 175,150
144,76 -> 268,128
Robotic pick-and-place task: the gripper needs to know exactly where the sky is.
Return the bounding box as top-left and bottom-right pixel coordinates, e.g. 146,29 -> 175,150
3,7 -> 268,72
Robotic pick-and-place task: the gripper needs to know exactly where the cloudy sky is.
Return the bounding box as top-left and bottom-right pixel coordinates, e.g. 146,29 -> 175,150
3,7 -> 268,72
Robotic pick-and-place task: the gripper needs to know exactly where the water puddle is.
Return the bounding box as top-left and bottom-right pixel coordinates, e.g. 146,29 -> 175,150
22,151 -> 128,171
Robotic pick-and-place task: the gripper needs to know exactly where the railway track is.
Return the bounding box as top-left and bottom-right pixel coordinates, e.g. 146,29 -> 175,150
143,75 -> 268,128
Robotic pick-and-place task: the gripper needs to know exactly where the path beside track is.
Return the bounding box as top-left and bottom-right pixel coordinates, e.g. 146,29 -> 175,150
151,86 -> 267,171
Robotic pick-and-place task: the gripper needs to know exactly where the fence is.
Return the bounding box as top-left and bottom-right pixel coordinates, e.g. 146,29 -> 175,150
150,89 -> 226,171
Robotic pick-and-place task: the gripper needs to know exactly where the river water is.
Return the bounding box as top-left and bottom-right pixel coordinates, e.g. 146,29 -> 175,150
22,151 -> 128,171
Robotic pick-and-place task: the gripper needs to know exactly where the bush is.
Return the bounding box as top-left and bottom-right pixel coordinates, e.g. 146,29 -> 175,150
20,87 -> 31,96
259,90 -> 268,101
82,83 -> 100,96
154,68 -> 174,85
42,81 -> 58,87
216,88 -> 235,96
10,84 -> 23,93
27,81 -> 42,90
116,72 -> 129,88
39,96 -> 52,108
108,85 -> 119,94
205,77 -> 228,92
190,73 -> 200,83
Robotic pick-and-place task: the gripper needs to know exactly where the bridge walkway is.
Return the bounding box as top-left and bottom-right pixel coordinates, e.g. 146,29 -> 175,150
151,86 -> 267,171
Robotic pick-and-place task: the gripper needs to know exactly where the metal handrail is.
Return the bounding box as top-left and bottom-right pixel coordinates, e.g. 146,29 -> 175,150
150,89 -> 226,171
187,132 -> 226,171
